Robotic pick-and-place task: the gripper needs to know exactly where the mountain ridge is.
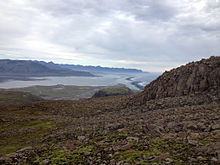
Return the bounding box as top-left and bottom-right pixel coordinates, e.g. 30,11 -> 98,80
132,56 -> 220,104
0,59 -> 94,82
58,63 -> 143,73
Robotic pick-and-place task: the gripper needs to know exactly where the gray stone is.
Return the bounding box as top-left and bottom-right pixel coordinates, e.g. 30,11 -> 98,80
188,140 -> 199,146
77,136 -> 86,141
212,123 -> 220,130
165,158 -> 173,164
197,156 -> 206,161
126,137 -> 139,142
40,159 -> 50,165
16,146 -> 33,153
211,157 -> 218,162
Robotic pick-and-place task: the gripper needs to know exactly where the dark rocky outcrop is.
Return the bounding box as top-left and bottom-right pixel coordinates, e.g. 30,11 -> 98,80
134,56 -> 220,104
92,86 -> 133,98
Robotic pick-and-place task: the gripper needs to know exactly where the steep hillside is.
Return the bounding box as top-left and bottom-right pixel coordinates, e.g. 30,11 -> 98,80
133,56 -> 220,104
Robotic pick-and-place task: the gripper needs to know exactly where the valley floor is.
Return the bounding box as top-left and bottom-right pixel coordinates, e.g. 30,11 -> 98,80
0,94 -> 220,164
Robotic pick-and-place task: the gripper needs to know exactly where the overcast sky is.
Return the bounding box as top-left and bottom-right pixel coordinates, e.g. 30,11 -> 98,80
0,0 -> 219,72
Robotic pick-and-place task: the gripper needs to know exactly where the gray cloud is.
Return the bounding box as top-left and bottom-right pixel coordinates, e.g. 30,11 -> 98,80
0,0 -> 219,72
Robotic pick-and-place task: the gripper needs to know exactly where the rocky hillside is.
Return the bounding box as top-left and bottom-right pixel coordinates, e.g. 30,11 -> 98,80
134,56 -> 220,104
0,56 -> 219,164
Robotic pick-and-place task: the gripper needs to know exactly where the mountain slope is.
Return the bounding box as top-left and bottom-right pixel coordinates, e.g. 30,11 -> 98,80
133,56 -> 220,104
0,56 -> 219,164
0,59 -> 94,78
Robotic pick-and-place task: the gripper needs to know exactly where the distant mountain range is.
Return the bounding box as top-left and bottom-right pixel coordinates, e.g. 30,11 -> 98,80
0,59 -> 94,82
58,64 -> 143,73
0,59 -> 144,82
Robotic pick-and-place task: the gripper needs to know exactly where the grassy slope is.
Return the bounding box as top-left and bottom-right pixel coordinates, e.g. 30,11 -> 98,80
0,91 -> 43,106
92,86 -> 133,98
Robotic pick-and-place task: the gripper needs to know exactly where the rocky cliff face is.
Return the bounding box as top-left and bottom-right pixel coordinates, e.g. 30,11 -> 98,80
135,56 -> 220,104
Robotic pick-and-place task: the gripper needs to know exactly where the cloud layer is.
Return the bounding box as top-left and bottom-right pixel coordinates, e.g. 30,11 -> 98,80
0,0 -> 220,71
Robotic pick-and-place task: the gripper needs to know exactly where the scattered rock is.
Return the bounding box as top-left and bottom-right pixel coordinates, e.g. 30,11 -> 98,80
40,159 -> 50,165
110,159 -> 116,165
143,155 -> 155,160
126,137 -> 139,142
120,144 -> 133,151
188,140 -> 200,146
117,128 -> 129,133
116,161 -> 124,165
106,123 -> 124,131
197,156 -> 207,161
212,123 -> 220,130
153,153 -> 170,161
16,146 -> 33,153
77,136 -> 86,141
211,157 -> 218,163
165,158 -> 173,164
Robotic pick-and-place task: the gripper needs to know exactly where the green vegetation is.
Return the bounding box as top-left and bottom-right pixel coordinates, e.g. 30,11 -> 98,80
0,120 -> 55,131
21,120 -> 55,129
0,120 -> 56,155
113,138 -> 195,164
33,145 -> 95,165
197,140 -> 212,146
34,149 -> 85,165
115,149 -> 162,163
73,145 -> 94,153
0,91 -> 42,106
